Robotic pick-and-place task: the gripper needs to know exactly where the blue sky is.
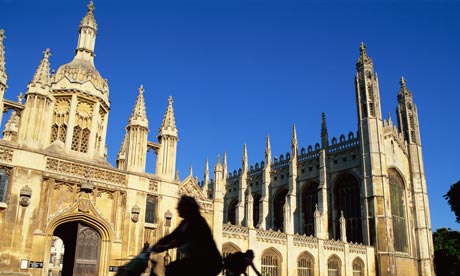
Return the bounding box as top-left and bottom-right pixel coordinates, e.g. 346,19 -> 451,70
1,0 -> 459,231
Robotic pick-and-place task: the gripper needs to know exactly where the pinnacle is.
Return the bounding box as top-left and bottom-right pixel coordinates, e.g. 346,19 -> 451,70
29,48 -> 51,90
160,96 -> 177,135
398,76 -> 412,99
128,85 -> 148,128
356,41 -> 373,68
0,29 -> 6,80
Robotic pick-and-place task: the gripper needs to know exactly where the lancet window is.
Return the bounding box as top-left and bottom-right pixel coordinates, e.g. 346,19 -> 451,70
261,248 -> 280,276
327,255 -> 341,276
253,193 -> 261,227
145,195 -> 157,224
352,258 -> 364,276
273,188 -> 288,231
71,101 -> 93,153
0,168 -> 9,203
50,98 -> 71,144
297,252 -> 314,276
389,168 -> 408,252
302,181 -> 318,236
333,172 -> 362,243
227,200 -> 238,224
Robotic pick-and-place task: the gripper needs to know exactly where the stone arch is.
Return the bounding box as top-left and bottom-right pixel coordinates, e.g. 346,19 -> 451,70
273,188 -> 288,231
297,251 -> 314,276
327,254 -> 342,276
352,257 -> 365,276
222,242 -> 241,259
301,181 -> 319,236
261,247 -> 282,276
332,171 -> 362,243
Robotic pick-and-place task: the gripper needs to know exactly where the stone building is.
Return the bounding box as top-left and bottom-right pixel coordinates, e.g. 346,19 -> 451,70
0,2 -> 434,276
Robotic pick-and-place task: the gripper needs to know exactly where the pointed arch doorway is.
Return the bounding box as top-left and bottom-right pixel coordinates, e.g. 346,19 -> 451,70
53,221 -> 101,276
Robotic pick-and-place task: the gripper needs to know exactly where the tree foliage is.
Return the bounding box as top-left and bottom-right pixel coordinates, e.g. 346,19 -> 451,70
433,228 -> 460,276
444,180 -> 460,223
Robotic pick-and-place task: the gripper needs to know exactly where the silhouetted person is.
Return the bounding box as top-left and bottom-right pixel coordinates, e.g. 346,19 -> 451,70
150,196 -> 222,276
224,250 -> 262,276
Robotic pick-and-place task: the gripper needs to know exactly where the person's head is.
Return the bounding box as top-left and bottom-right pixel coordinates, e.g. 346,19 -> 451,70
245,250 -> 255,260
177,195 -> 200,218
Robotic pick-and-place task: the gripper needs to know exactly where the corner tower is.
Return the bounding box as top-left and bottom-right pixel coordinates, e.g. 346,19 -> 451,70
49,1 -> 109,159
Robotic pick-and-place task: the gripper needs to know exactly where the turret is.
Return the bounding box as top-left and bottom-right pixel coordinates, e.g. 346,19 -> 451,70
18,49 -> 54,147
50,1 -> 109,159
121,85 -> 149,173
156,96 -> 178,180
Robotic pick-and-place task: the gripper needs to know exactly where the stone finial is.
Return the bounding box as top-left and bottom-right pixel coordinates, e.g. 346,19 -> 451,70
28,48 -> 52,90
356,41 -> 373,68
398,76 -> 413,100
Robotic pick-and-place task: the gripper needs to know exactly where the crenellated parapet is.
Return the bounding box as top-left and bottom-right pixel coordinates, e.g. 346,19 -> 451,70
327,131 -> 360,154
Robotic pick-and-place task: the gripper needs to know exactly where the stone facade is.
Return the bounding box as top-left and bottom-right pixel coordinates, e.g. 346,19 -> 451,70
0,2 -> 434,276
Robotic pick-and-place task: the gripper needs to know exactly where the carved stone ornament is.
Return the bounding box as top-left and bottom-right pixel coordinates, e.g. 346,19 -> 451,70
19,185 -> 32,207
131,205 -> 140,223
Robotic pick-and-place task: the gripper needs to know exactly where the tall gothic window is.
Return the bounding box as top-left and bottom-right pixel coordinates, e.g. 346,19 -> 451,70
273,189 -> 288,231
71,101 -> 93,153
302,181 -> 318,235
261,248 -> 280,276
227,200 -> 238,224
327,255 -> 341,276
145,195 -> 157,224
0,168 -> 9,203
389,169 -> 408,252
297,252 -> 314,276
333,173 -> 362,243
253,194 -> 261,227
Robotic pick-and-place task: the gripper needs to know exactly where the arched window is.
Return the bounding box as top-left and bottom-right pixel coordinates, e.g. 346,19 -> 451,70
227,200 -> 238,225
261,248 -> 281,276
352,258 -> 364,276
327,255 -> 341,276
333,173 -> 362,243
253,194 -> 262,227
297,252 -> 314,276
389,169 -> 408,252
273,189 -> 288,231
302,182 -> 318,235
0,168 -> 9,203
145,195 -> 157,224
222,243 -> 241,259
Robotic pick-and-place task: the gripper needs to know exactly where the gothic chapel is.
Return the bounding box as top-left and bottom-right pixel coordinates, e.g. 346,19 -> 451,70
0,2 -> 434,276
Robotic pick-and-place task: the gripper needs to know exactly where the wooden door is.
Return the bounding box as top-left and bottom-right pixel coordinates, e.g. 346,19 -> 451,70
73,223 -> 101,276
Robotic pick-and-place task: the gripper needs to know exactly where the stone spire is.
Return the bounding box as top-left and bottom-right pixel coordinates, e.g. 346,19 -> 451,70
291,124 -> 298,157
203,158 -> 209,191
265,135 -> 271,163
356,41 -> 373,69
0,29 -> 6,87
75,1 -> 98,64
321,112 -> 329,148
397,76 -> 413,100
128,85 -> 148,128
26,49 -> 51,95
159,96 -> 178,138
242,144 -> 248,172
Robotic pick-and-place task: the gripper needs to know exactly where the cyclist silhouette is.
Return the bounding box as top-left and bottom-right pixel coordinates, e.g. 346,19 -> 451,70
150,196 -> 222,276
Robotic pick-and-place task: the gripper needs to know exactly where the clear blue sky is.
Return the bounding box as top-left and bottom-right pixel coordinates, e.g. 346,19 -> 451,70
1,0 -> 459,231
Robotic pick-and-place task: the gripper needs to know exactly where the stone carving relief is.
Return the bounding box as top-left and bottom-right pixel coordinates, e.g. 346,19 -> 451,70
19,185 -> 32,207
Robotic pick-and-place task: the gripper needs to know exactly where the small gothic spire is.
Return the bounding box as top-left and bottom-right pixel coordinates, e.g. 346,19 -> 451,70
265,134 -> 271,163
205,158 -> 209,173
292,124 -> 298,145
223,152 -> 227,166
356,42 -> 373,68
189,165 -> 193,176
159,96 -> 178,137
30,48 -> 51,87
398,76 -> 413,100
217,154 -> 221,165
128,85 -> 148,128
242,144 -> 248,171
0,29 -> 7,84
321,112 -> 329,148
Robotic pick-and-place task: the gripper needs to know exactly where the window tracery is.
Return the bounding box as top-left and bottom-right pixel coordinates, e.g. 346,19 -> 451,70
297,252 -> 314,276
389,168 -> 408,252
